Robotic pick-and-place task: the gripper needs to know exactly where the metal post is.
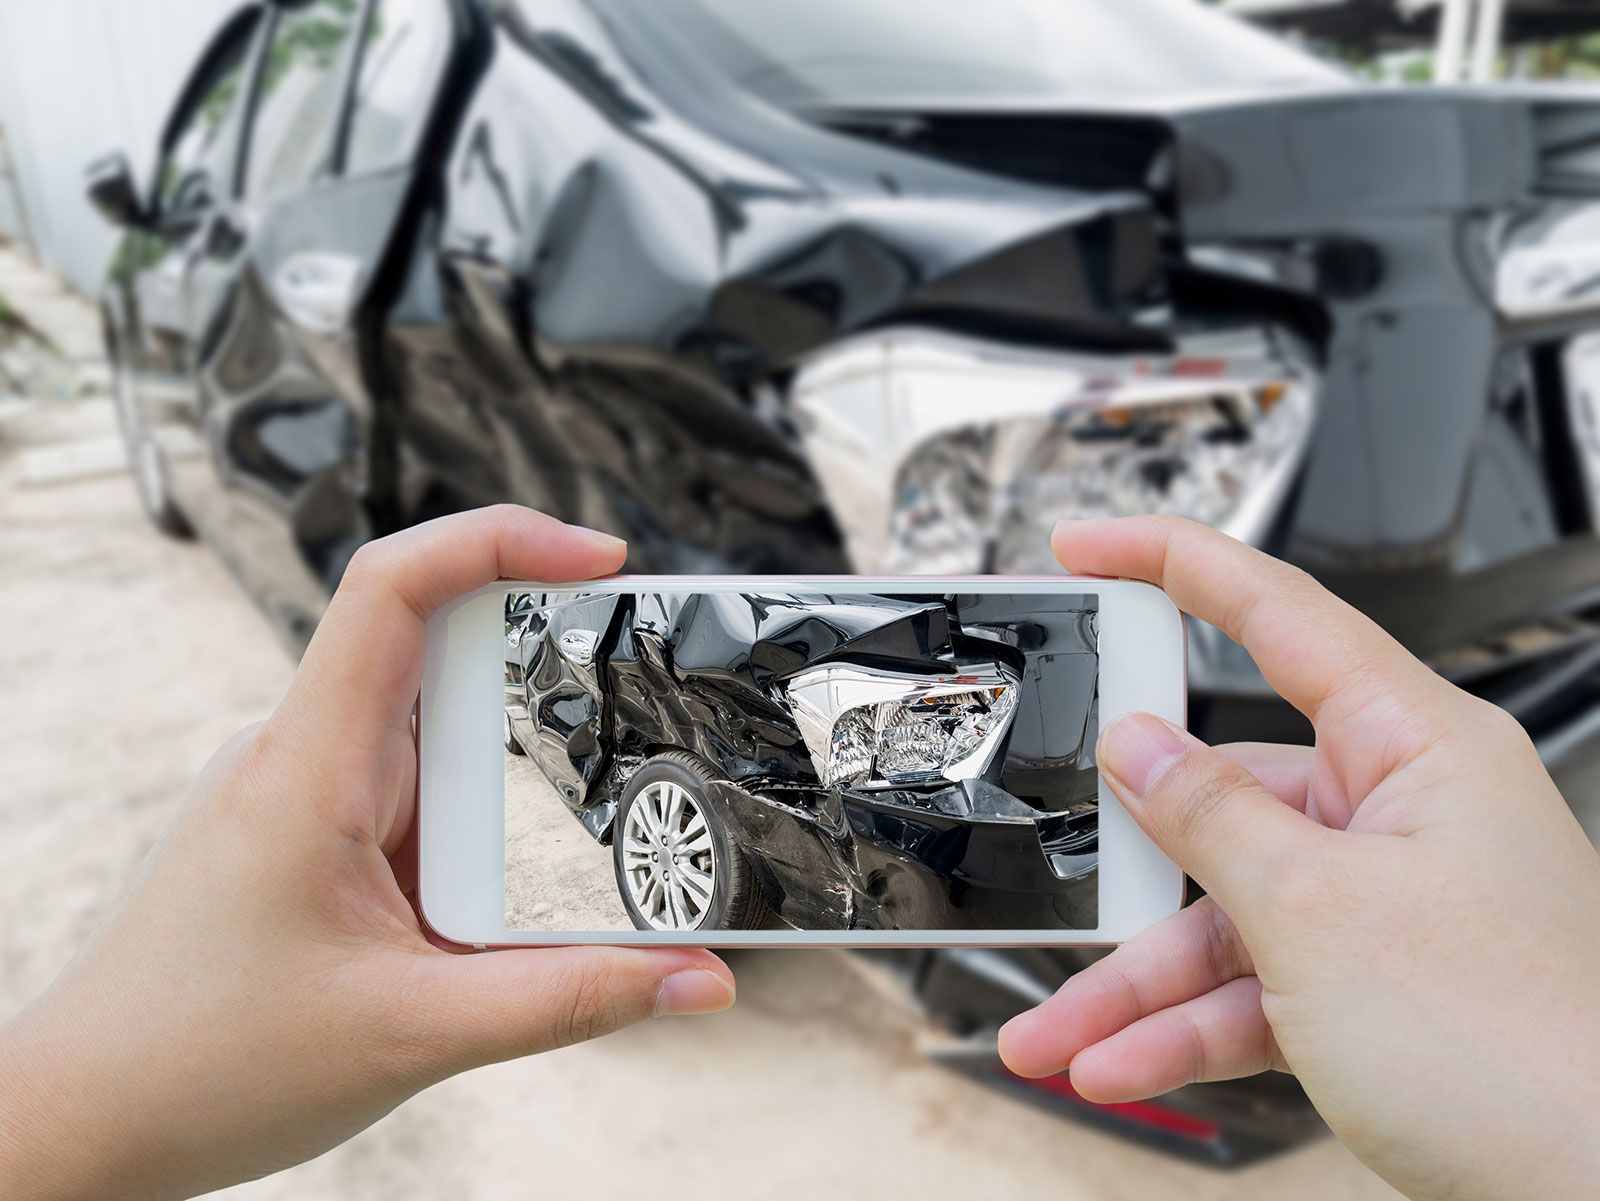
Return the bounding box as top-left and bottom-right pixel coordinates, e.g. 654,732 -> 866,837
1469,0 -> 1508,82
1435,0 -> 1475,83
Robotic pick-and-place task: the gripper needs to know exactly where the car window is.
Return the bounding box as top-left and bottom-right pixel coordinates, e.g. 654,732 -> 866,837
595,0 -> 1347,108
246,0 -> 364,199
155,25 -> 256,222
344,0 -> 452,176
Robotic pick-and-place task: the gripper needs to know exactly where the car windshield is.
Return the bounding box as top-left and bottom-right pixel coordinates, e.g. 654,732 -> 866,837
588,0 -> 1347,109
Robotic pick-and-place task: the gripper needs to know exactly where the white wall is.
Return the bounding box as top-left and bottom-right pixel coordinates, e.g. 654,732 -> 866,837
0,0 -> 242,296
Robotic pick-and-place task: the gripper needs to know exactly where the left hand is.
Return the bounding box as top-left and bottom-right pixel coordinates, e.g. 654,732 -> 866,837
996,517 -> 1600,1201
0,506 -> 735,1201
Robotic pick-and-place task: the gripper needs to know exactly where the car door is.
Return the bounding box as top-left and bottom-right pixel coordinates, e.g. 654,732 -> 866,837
119,6 -> 264,534
521,594 -> 624,824
186,0 -> 467,643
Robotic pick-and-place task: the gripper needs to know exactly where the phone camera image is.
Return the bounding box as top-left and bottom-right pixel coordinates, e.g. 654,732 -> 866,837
502,591 -> 1099,934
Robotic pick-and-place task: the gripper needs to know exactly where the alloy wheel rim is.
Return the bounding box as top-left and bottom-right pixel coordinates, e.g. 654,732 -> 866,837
621,780 -> 717,930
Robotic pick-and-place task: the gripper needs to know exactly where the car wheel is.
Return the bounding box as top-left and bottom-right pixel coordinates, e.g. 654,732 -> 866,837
504,710 -> 526,755
112,357 -> 191,539
613,752 -> 773,932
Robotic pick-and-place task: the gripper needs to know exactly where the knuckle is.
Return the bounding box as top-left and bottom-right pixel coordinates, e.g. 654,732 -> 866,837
483,502 -> 528,524
233,718 -> 268,745
1465,696 -> 1534,756
1153,757 -> 1246,851
553,956 -> 626,1047
213,720 -> 271,776
340,539 -> 391,588
1179,1008 -> 1208,1086
1198,900 -> 1249,984
1149,513 -> 1193,541
1100,959 -> 1146,1023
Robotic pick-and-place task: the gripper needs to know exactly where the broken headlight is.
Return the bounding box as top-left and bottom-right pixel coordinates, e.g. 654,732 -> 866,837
785,662 -> 1020,789
789,328 -> 1315,573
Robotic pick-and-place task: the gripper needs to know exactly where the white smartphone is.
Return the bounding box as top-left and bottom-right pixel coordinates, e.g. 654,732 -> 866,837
418,577 -> 1186,948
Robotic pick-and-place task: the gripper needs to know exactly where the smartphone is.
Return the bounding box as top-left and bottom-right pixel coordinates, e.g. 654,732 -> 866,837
418,577 -> 1186,948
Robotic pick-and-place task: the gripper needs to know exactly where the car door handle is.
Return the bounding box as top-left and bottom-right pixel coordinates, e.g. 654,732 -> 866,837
271,252 -> 365,334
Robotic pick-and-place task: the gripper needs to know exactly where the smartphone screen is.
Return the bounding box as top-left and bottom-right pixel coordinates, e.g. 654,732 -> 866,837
502,588 -> 1099,934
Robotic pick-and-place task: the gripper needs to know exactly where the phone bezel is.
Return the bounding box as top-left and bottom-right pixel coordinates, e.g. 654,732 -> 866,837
418,575 -> 1187,947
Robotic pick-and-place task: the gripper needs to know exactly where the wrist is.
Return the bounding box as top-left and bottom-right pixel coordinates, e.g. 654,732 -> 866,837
0,983 -> 144,1201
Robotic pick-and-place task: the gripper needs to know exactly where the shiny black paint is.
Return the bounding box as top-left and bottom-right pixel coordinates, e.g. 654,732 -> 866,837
506,590 -> 1099,931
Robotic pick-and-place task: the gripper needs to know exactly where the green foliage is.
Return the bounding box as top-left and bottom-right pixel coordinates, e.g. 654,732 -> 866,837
105,233 -> 169,284
1316,41 -> 1434,84
258,0 -> 362,105
199,69 -> 243,132
1310,30 -> 1600,85
1522,33 -> 1600,80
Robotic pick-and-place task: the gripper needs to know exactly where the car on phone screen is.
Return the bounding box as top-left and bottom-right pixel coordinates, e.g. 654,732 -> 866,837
503,589 -> 1101,932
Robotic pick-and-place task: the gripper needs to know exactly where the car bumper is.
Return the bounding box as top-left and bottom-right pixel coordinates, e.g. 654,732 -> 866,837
708,777 -> 1097,932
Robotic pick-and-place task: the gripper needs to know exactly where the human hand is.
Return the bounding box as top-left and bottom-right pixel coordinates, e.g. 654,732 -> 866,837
0,507 -> 734,1201
998,517 -> 1600,1201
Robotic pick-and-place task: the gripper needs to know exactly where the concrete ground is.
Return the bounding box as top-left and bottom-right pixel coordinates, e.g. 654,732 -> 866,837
505,752 -> 633,931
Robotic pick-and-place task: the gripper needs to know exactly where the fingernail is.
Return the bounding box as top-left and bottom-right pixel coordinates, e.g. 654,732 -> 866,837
1050,521 -> 1073,564
573,525 -> 627,553
1100,713 -> 1192,797
653,969 -> 735,1018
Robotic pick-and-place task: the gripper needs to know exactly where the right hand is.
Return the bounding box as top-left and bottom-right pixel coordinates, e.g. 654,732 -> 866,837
999,517 -> 1600,1201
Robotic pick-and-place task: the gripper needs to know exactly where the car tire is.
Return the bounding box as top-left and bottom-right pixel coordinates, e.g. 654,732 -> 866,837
613,752 -> 773,932
504,710 -> 526,755
112,355 -> 192,539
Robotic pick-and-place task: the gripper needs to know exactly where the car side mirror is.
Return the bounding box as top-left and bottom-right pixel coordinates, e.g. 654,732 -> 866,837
85,152 -> 146,229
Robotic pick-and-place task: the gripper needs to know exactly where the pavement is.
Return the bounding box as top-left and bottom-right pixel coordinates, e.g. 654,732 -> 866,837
0,268 -> 1454,1200
0,241 -> 107,370
505,752 -> 634,931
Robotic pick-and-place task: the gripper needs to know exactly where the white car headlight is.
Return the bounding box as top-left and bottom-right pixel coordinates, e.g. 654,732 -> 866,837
1497,202 -> 1600,321
789,328 -> 1316,573
785,662 -> 1019,789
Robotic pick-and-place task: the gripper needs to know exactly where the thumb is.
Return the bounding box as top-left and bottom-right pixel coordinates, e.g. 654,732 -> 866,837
1099,713 -> 1327,920
417,946 -> 734,1073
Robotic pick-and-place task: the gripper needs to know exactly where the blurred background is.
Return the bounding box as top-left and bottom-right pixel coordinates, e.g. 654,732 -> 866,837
8,1 -> 1600,1196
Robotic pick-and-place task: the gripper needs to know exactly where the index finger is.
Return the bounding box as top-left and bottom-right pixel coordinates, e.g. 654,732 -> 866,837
285,505 -> 627,740
1052,516 -> 1438,722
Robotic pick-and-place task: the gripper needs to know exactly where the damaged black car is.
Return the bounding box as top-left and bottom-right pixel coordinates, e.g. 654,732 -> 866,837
92,0 -> 1600,757
503,589 -> 1101,932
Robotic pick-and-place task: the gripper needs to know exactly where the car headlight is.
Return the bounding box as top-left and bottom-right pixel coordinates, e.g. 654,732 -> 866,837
1562,331 -> 1600,528
789,328 -> 1315,573
1497,204 -> 1600,321
785,662 -> 1019,789
1496,243 -> 1600,319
